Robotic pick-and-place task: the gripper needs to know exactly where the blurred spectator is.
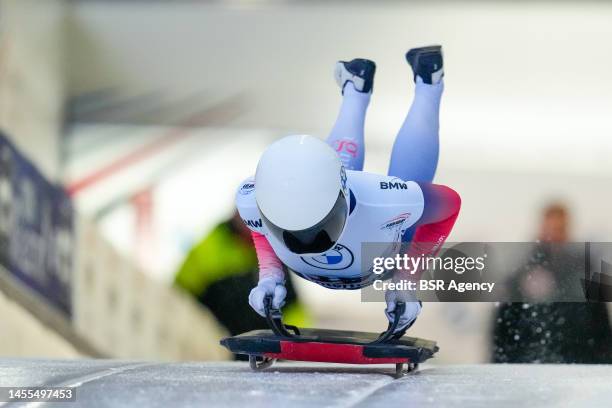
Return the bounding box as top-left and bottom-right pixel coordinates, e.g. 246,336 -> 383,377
539,203 -> 569,242
174,211 -> 310,338
491,203 -> 612,363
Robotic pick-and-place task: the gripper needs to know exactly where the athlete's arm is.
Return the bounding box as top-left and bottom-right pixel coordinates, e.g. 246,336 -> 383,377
247,231 -> 287,316
398,183 -> 461,278
235,177 -> 288,314
251,231 -> 285,281
386,183 -> 460,332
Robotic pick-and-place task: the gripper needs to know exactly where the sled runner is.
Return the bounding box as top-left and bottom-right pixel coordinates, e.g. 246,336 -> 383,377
220,296 -> 438,377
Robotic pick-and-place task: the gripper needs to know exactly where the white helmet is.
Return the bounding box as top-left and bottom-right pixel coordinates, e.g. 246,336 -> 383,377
255,135 -> 348,255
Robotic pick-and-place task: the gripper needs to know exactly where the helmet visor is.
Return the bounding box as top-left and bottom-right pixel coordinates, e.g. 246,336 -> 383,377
260,191 -> 347,255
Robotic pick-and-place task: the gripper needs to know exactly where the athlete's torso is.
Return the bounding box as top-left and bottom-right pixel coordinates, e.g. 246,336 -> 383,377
236,170 -> 424,289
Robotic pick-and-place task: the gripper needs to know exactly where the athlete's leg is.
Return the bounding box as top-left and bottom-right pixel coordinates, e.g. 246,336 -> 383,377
388,46 -> 444,182
388,78 -> 443,182
326,83 -> 370,171
326,59 -> 375,171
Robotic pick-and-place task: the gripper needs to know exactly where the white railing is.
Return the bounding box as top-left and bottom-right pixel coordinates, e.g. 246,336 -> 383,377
72,217 -> 231,361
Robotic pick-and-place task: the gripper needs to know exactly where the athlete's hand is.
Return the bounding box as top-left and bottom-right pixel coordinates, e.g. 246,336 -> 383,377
385,290 -> 422,333
248,276 -> 287,317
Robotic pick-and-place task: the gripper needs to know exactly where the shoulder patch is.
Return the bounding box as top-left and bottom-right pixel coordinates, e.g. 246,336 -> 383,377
235,176 -> 266,234
238,180 -> 256,195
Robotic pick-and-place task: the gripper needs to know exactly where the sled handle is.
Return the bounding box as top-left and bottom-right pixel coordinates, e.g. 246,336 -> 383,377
263,295 -> 300,338
371,301 -> 406,344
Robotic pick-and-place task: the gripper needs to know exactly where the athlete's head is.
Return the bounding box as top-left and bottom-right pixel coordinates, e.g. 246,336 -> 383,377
255,135 -> 348,255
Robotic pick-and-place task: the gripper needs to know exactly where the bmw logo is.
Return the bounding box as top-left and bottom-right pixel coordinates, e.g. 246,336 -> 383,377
301,244 -> 354,270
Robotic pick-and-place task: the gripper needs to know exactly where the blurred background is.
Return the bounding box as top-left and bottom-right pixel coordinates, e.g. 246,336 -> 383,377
1,0 -> 611,364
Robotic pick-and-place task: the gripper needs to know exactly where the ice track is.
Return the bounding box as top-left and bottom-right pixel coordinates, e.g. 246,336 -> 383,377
0,360 -> 610,407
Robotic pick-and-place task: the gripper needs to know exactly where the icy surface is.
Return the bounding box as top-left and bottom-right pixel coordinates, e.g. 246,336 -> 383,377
0,359 -> 610,407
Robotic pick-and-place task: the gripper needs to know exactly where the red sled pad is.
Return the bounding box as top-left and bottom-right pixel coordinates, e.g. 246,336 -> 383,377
221,328 -> 438,371
220,297 -> 438,377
